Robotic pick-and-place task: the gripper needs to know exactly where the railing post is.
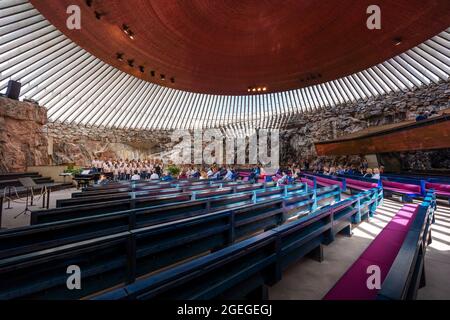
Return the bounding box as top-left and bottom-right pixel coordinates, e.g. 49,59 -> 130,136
355,197 -> 362,224
130,192 -> 136,209
284,185 -> 288,197
46,187 -> 51,209
7,186 -> 12,209
0,195 -> 3,229
312,189 -> 317,211
228,211 -> 235,244
252,191 -> 257,204
126,233 -> 137,284
191,191 -> 196,201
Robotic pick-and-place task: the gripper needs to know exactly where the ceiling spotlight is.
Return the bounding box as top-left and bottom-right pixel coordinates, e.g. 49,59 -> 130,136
116,53 -> 124,61
139,66 -> 145,73
252,88 -> 256,92
247,87 -> 251,92
262,87 -> 267,91
170,77 -> 175,83
85,0 -> 93,7
122,24 -> 130,35
128,31 -> 135,40
127,59 -> 134,67
94,11 -> 104,20
257,87 -> 261,92
150,70 -> 155,77
160,74 -> 166,80
394,37 -> 402,46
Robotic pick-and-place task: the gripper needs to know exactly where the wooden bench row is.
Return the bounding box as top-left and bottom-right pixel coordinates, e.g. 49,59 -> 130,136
1,184 -> 323,259
31,183 -> 302,225
324,191 -> 436,300
0,185 -> 343,299
92,188 -> 382,300
72,179 -> 241,198
57,182 -> 269,207
80,178 -> 236,192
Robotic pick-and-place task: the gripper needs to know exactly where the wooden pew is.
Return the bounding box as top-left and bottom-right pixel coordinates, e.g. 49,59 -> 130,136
1,185 -> 308,259
92,188 -> 382,300
323,191 -> 436,300
57,183 -> 253,207
0,186 -> 344,300
31,183 -> 282,224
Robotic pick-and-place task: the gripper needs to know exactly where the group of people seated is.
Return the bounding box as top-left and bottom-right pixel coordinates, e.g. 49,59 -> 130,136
312,164 -> 384,180
90,156 -> 385,187
90,157 -> 297,188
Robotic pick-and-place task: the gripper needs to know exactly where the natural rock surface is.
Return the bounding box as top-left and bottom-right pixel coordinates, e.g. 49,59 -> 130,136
0,97 -> 49,172
45,122 -> 174,166
281,81 -> 450,169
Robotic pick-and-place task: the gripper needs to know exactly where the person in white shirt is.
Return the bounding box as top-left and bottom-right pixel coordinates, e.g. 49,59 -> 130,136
131,170 -> 141,181
223,168 -> 234,181
150,171 -> 159,180
372,168 -> 381,180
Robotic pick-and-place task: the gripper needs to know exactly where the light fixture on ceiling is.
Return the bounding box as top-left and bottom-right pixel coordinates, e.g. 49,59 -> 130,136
85,0 -> 93,7
248,86 -> 267,94
160,74 -> 166,80
170,77 -> 175,84
394,37 -> 402,46
94,11 -> 104,20
127,59 -> 134,67
122,24 -> 135,40
139,66 -> 145,73
116,52 -> 124,61
150,70 -> 155,77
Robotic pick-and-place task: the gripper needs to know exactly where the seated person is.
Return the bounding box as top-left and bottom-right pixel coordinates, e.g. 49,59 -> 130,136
199,170 -> 208,180
277,171 -> 289,187
372,168 -> 381,180
131,170 -> 141,181
223,168 -> 234,181
363,168 -> 373,178
96,174 -> 109,185
329,166 -> 337,176
415,112 -> 428,121
178,170 -> 187,179
150,171 -> 159,180
162,171 -> 173,181
249,165 -> 261,182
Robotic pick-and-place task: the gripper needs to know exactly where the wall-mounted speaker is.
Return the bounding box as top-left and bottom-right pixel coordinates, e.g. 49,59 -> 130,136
6,80 -> 21,100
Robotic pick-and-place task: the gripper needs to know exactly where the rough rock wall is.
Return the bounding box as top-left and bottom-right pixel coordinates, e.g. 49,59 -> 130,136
45,122 -> 175,166
0,97 -> 49,172
281,81 -> 450,168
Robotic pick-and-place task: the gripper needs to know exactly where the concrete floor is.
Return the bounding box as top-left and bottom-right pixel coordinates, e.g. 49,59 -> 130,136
269,198 -> 450,300
1,190 -> 449,299
0,187 -> 76,229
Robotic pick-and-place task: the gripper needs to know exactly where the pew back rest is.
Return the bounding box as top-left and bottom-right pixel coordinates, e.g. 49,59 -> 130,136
425,182 -> 450,192
382,180 -> 421,193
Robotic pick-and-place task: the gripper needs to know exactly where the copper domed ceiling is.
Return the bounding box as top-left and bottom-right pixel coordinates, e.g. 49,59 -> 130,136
29,0 -> 450,95
1,0 -> 449,130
